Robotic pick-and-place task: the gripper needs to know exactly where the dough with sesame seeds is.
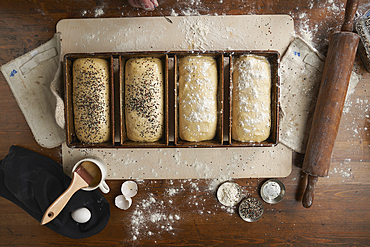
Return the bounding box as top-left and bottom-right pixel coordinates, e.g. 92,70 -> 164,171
73,58 -> 111,144
125,57 -> 164,142
178,56 -> 218,142
232,55 -> 271,142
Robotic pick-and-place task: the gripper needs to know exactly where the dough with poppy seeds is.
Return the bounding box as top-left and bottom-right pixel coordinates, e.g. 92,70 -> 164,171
73,58 -> 111,144
125,57 -> 164,142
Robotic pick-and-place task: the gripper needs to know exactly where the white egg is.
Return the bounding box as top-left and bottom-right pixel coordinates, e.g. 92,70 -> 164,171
115,195 -> 132,210
121,181 -> 138,198
71,207 -> 91,224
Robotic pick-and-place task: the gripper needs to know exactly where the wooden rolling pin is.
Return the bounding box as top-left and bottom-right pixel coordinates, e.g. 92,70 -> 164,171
302,0 -> 360,208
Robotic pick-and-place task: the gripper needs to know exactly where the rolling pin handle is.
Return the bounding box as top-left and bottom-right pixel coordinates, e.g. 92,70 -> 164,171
341,0 -> 359,32
302,175 -> 319,208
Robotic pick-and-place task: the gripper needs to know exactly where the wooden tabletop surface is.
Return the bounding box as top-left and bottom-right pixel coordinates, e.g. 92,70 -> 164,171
1,0 -> 370,245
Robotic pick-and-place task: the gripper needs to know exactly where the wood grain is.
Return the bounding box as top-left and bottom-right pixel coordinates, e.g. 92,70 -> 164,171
1,0 -> 370,245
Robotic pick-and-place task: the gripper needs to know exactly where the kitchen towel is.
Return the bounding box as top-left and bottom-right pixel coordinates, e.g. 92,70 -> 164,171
0,33 -> 65,148
0,145 -> 110,239
279,36 -> 361,153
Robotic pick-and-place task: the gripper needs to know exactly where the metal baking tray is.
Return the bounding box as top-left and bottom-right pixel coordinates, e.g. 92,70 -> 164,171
228,51 -> 280,147
64,54 -> 115,148
64,51 -> 279,148
119,53 -> 169,148
174,52 -> 224,147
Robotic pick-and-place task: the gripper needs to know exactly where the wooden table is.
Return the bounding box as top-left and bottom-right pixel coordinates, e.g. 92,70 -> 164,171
1,0 -> 369,245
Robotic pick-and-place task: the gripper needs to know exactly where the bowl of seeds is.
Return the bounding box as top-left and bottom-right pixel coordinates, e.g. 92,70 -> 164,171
238,197 -> 264,222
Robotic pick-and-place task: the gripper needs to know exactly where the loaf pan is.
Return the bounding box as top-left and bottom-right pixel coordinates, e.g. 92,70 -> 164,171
64,54 -> 115,148
63,51 -> 279,148
119,53 -> 169,148
174,52 -> 224,147
228,51 -> 280,147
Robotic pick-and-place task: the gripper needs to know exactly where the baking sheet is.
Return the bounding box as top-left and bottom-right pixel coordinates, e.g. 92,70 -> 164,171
56,15 -> 294,55
62,143 -> 292,179
58,15 -> 294,179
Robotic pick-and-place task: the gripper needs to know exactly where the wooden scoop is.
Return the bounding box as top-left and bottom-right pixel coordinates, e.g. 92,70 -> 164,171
41,164 -> 94,225
302,0 -> 360,208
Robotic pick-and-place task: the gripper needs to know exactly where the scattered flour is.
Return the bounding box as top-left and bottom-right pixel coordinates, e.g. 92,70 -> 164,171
128,178 -> 253,240
94,7 -> 105,17
221,205 -> 235,214
341,68 -> 367,157
178,16 -> 211,50
343,72 -> 361,114
167,188 -> 178,196
130,192 -> 182,241
290,0 -> 345,50
170,0 -> 209,16
180,8 -> 201,16
329,159 -> 354,181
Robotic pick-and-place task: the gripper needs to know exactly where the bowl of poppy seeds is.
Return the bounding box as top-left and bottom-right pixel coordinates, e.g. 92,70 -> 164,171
238,197 -> 264,222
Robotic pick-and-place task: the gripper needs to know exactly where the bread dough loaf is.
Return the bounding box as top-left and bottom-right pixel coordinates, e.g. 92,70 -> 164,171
73,58 -> 111,144
178,56 -> 218,142
125,57 -> 164,142
232,55 -> 271,142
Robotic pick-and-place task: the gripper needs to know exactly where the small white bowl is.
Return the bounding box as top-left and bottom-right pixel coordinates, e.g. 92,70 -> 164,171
260,179 -> 286,204
216,181 -> 242,207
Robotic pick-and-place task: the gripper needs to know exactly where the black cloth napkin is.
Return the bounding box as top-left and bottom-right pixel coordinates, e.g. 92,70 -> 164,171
0,145 -> 110,239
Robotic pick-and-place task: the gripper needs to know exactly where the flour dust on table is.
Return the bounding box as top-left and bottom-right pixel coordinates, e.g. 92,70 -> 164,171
127,178 -> 254,241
